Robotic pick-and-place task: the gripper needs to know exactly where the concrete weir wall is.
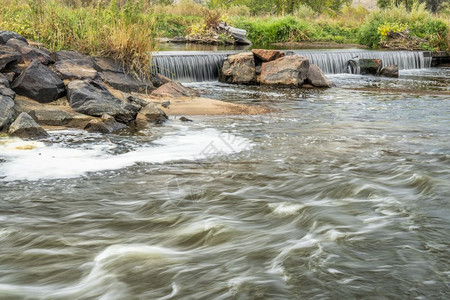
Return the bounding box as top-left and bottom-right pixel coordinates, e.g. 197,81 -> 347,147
425,51 -> 450,67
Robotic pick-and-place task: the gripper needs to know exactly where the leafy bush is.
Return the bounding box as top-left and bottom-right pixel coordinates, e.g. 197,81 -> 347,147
230,15 -> 357,45
358,3 -> 448,50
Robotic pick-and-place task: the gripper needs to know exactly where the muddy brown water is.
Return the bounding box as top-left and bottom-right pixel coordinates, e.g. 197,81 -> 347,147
0,68 -> 449,299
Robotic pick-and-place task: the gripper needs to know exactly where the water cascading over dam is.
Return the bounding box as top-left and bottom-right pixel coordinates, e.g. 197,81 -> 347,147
152,50 -> 432,82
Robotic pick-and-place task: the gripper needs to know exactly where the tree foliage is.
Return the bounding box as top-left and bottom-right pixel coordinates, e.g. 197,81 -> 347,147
208,0 -> 351,15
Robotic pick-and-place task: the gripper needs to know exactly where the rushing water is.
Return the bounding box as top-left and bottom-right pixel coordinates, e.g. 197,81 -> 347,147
152,50 -> 432,82
1,67 -> 450,299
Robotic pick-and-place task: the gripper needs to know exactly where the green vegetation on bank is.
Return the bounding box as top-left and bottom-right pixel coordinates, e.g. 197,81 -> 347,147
0,0 -> 448,65
359,3 -> 448,50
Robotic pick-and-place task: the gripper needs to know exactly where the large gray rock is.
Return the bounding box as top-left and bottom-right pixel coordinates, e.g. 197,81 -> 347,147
8,112 -> 49,138
0,45 -> 22,71
0,73 -> 15,99
0,95 -> 15,131
53,50 -> 86,61
14,97 -> 94,128
6,38 -> 53,65
379,65 -> 399,78
219,52 -> 256,84
136,103 -> 168,125
93,57 -> 154,93
93,57 -> 124,73
260,55 -> 310,87
67,80 -> 138,123
306,64 -> 333,88
0,73 -> 15,131
53,58 -> 98,81
0,31 -> 28,45
27,109 -> 77,126
100,71 -> 153,93
11,60 -> 66,103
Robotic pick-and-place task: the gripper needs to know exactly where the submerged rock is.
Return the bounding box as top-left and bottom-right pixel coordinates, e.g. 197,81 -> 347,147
260,55 -> 309,87
12,60 -> 66,103
359,59 -> 382,75
306,64 -> 333,87
67,80 -> 138,123
379,65 -> 399,78
219,52 -> 256,84
6,38 -> 53,65
8,112 -> 49,138
180,116 -> 193,122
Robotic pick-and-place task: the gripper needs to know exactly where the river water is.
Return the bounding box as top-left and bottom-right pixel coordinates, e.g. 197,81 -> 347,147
0,68 -> 449,299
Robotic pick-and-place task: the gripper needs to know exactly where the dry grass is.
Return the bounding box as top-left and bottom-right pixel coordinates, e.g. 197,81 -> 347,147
0,0 -> 156,78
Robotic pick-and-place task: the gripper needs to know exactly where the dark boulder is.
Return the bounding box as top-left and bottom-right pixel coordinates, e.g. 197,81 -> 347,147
0,31 -> 28,45
0,95 -> 15,131
93,57 -> 124,73
53,58 -> 98,81
6,38 -> 53,65
8,112 -> 49,138
252,49 -> 284,62
93,57 -> 154,93
379,65 -> 399,78
0,73 -> 16,131
53,50 -> 86,61
100,71 -> 153,93
306,64 -> 333,88
126,95 -> 149,109
0,45 -> 22,71
260,55 -> 309,87
11,60 -> 66,103
2,72 -> 15,84
360,59 -> 382,75
67,80 -> 138,123
219,52 -> 256,84
27,109 -> 76,126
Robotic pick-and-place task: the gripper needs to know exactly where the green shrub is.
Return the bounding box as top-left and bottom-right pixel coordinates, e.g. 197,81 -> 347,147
358,3 -> 448,50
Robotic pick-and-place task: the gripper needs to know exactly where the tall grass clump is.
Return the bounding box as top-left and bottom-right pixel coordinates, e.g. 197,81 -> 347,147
359,3 -> 448,50
0,0 -> 157,78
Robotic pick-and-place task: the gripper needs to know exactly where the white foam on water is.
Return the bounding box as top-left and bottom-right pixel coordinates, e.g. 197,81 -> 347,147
268,202 -> 305,216
0,128 -> 252,181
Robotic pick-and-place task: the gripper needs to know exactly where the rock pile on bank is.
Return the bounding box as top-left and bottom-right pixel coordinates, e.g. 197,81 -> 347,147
219,49 -> 333,88
0,30 -> 191,138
